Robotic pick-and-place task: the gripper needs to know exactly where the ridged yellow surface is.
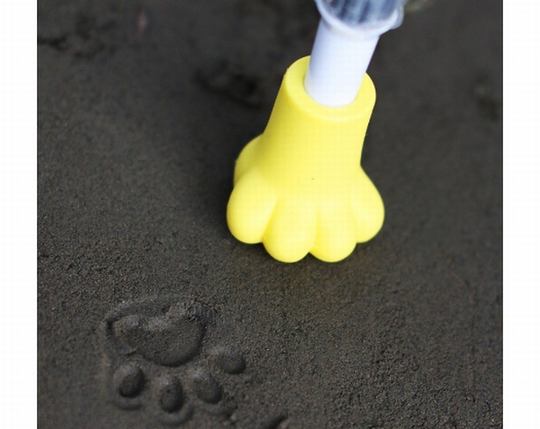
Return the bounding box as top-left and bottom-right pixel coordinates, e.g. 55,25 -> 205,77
227,57 -> 384,263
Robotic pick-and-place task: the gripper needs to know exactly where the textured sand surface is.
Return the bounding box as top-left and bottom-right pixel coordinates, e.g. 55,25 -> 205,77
38,0 -> 502,427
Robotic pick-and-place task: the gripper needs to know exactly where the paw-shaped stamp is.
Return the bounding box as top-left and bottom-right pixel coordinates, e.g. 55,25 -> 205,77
100,297 -> 247,426
227,57 -> 385,263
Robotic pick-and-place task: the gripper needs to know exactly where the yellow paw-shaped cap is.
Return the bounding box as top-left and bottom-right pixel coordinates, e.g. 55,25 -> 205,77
227,56 -> 384,263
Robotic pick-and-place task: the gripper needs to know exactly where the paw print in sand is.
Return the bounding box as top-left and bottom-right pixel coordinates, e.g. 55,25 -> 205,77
227,57 -> 384,263
100,298 -> 246,426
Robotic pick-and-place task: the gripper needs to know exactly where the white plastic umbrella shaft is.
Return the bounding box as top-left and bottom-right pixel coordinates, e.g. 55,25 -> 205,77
304,19 -> 379,107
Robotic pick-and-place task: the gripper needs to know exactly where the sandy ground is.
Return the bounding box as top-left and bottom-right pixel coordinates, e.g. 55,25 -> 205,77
38,0 -> 502,427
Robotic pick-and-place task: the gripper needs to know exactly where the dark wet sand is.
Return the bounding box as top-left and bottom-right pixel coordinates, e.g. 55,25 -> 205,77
38,0 -> 502,427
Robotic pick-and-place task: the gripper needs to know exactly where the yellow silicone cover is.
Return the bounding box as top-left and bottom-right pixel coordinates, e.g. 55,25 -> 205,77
227,56 -> 384,263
